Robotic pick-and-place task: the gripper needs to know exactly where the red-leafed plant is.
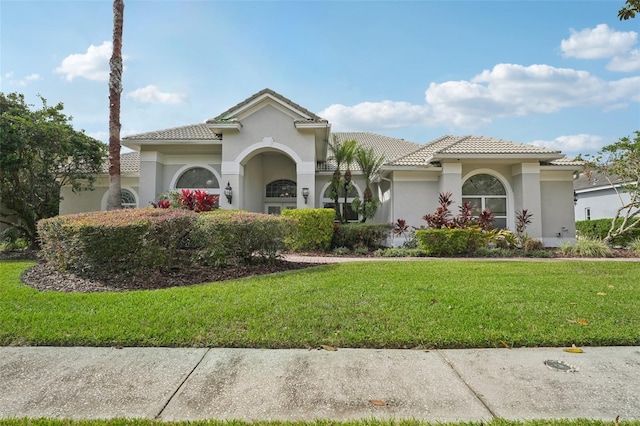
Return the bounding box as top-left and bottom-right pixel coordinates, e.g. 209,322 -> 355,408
393,218 -> 410,237
422,192 -> 493,230
153,189 -> 219,212
179,189 -> 219,212
153,199 -> 171,209
422,192 -> 455,228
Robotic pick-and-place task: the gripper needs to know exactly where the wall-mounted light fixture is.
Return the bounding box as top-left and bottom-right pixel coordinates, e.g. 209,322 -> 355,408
302,187 -> 309,204
224,182 -> 233,204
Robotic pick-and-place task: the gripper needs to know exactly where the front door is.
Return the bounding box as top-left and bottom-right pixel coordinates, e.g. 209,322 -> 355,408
265,203 -> 296,215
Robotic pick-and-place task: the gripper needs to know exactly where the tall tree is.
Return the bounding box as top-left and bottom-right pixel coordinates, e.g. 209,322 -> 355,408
107,0 -> 124,210
619,0 -> 639,19
585,131 -> 640,243
0,93 -> 106,244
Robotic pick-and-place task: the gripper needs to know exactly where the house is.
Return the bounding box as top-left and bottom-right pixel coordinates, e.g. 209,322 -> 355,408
574,171 -> 635,221
60,88 -> 582,246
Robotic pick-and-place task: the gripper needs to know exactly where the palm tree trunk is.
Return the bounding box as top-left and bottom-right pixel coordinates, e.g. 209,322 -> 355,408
107,0 -> 124,210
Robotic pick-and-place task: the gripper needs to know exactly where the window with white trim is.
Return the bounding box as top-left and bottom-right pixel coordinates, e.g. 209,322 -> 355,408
121,189 -> 137,209
462,173 -> 507,229
266,179 -> 296,198
176,167 -> 219,189
322,183 -> 360,222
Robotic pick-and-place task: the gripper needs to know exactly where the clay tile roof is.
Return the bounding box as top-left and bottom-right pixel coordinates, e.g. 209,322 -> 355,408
208,88 -> 328,124
100,151 -> 140,174
123,124 -> 217,141
318,132 -> 422,171
389,135 -> 562,166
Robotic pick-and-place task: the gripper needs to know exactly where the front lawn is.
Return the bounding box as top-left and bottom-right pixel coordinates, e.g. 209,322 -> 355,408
1,260 -> 639,348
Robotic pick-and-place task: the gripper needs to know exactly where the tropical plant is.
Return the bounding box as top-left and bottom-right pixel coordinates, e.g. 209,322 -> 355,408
515,209 -> 533,247
352,146 -> 385,222
153,189 -> 219,212
326,136 -> 357,223
628,237 -> 640,256
106,0 -> 125,210
558,237 -> 613,258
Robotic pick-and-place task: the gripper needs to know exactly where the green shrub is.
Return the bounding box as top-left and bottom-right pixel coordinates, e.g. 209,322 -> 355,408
576,217 -> 640,246
192,210 -> 296,265
523,238 -> 545,251
0,228 -> 29,251
558,241 -> 575,256
353,244 -> 369,255
331,223 -> 392,249
628,238 -> 640,256
37,209 -> 197,275
332,246 -> 351,255
282,208 -> 334,252
374,247 -> 426,257
557,237 -> 613,258
524,249 -> 554,258
415,228 -> 483,256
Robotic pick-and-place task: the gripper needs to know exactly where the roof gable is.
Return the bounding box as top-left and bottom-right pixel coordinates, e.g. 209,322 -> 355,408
207,88 -> 328,124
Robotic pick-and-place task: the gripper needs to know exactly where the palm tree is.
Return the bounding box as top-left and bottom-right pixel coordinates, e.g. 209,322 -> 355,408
341,139 -> 357,222
106,0 -> 124,210
327,135 -> 347,222
354,146 -> 385,222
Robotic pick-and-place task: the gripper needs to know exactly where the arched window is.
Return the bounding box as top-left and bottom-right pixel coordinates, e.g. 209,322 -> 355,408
176,167 -> 219,189
321,183 -> 360,222
462,173 -> 507,229
121,189 -> 137,209
266,179 -> 296,198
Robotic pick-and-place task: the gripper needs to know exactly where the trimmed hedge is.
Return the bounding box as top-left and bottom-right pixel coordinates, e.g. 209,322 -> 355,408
282,208 -> 335,252
331,223 -> 392,249
37,209 -> 197,274
192,210 -> 297,265
415,228 -> 483,256
576,218 -> 640,246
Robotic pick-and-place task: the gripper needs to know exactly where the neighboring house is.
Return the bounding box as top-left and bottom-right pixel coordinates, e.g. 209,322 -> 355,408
574,171 -> 635,221
60,88 -> 582,246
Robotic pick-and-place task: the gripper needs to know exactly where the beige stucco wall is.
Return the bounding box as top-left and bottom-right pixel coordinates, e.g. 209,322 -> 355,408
60,177 -> 140,215
391,171 -> 440,230
540,172 -> 577,246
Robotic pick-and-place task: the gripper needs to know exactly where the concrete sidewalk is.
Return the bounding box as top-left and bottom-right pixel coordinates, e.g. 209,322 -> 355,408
1,346 -> 638,422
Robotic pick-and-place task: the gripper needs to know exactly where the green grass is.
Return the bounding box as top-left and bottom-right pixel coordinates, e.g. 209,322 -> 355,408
1,260 -> 639,348
0,418 -> 638,426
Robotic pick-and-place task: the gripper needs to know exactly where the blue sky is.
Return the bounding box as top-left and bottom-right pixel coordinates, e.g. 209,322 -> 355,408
1,0 -> 639,157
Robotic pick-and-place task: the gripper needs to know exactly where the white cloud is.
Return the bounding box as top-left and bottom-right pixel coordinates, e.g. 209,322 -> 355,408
560,24 -> 640,72
319,101 -> 430,131
2,72 -> 42,87
55,41 -> 113,82
18,73 -> 41,86
607,49 -> 640,72
561,24 -> 636,59
531,134 -> 607,154
320,63 -> 639,130
126,85 -> 188,104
